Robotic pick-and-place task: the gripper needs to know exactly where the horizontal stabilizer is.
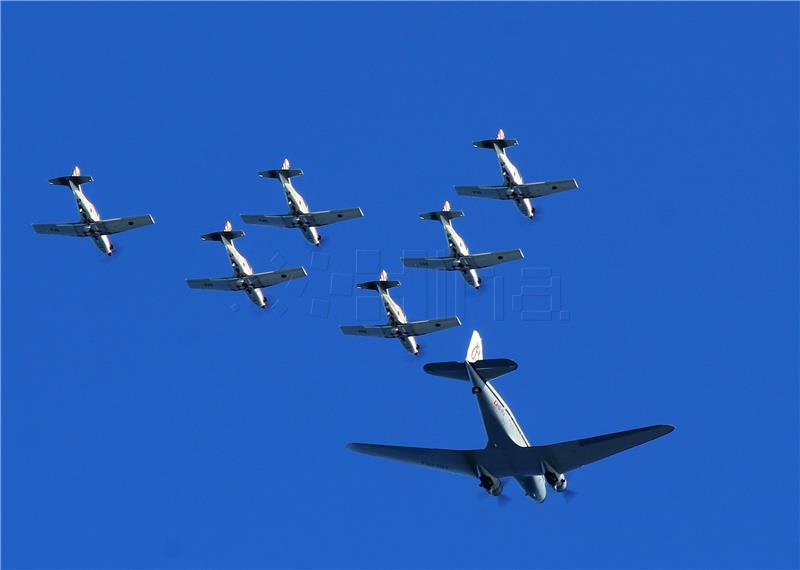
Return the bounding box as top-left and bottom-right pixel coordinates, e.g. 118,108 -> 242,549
356,279 -> 401,291
240,214 -> 298,228
201,230 -> 245,241
419,209 -> 464,221
473,138 -> 518,150
453,185 -> 511,200
516,179 -> 579,199
258,168 -> 304,179
48,175 -> 94,187
424,358 -> 518,381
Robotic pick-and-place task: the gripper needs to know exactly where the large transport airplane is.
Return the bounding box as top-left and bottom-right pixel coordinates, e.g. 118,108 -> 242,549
241,158 -> 364,246
32,166 -> 155,255
401,201 -> 524,289
186,221 -> 307,309
340,270 -> 461,356
454,129 -> 579,220
349,331 -> 674,503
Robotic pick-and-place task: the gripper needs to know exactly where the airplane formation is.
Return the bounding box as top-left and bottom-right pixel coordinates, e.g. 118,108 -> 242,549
33,130 -> 673,503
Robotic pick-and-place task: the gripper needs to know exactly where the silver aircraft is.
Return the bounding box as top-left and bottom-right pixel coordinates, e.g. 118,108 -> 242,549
340,270 -> 461,355
33,166 -> 155,255
186,221 -> 307,309
350,330 -> 674,503
241,158 -> 364,246
455,129 -> 579,220
401,201 -> 524,289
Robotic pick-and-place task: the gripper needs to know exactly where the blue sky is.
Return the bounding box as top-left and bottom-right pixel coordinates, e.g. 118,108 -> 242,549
2,2 -> 798,569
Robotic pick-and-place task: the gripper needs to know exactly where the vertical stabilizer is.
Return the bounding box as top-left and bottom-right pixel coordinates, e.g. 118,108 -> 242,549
224,220 -> 232,231
443,200 -> 451,212
497,128 -> 505,140
73,165 -> 81,176
380,269 -> 388,281
466,330 -> 483,363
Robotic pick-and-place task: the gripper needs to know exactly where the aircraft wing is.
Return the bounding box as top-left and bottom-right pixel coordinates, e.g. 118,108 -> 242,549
186,277 -> 242,291
454,185 -> 511,200
243,267 -> 307,289
348,443 -> 477,477
340,324 -> 397,338
516,179 -> 579,199
460,249 -> 524,269
401,256 -> 457,271
397,317 -> 461,337
298,208 -> 364,227
535,424 -> 674,474
240,214 -> 299,228
32,222 -> 90,237
91,215 -> 155,235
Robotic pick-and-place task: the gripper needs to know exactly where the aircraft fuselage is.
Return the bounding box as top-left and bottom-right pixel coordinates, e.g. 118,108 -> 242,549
439,218 -> 480,289
495,145 -> 535,219
278,174 -> 320,246
220,236 -> 266,308
466,362 -> 548,502
68,180 -> 113,255
379,286 -> 419,355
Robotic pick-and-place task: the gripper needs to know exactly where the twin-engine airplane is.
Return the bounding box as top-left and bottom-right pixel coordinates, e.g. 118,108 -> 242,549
340,270 -> 461,355
455,129 -> 579,220
241,159 -> 364,246
401,201 -> 524,289
32,166 -> 155,255
186,221 -> 307,309
349,330 -> 674,503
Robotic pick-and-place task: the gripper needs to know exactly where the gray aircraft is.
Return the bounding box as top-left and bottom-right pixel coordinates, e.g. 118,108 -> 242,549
340,270 -> 461,355
455,129 -> 579,220
241,158 -> 364,246
349,330 -> 674,503
186,221 -> 307,309
401,201 -> 524,289
33,166 -> 155,255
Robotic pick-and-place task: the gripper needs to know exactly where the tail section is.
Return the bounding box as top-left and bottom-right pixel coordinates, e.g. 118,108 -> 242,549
201,220 -> 245,241
473,128 -> 519,150
419,200 -> 464,221
48,165 -> 93,187
356,269 -> 400,291
466,330 -> 483,362
423,330 -> 517,382
258,158 -> 303,179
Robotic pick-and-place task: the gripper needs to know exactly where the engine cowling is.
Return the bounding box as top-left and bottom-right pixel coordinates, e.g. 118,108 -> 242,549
476,465 -> 503,496
544,468 -> 568,492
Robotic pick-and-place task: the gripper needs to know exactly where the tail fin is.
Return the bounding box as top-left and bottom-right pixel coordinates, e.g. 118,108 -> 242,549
473,129 -> 519,150
49,165 -> 93,187
466,330 -> 483,362
258,158 -> 303,179
357,270 -> 400,291
201,221 -> 245,241
419,201 -> 464,221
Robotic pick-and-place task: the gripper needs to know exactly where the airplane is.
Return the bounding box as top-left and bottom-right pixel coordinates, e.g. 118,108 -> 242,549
401,201 -> 524,289
241,158 -> 364,246
32,166 -> 155,255
454,129 -> 579,220
186,221 -> 307,309
340,270 -> 461,355
349,330 -> 674,503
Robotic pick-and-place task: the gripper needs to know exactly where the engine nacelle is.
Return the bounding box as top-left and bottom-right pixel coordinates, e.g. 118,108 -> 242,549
476,465 -> 503,496
544,468 -> 568,492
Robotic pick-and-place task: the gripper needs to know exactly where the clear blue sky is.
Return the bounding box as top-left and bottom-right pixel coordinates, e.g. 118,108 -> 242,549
2,2 -> 798,569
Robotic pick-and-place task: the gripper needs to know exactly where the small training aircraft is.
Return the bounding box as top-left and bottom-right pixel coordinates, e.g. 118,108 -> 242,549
241,158 -> 364,246
454,129 -> 579,220
32,166 -> 155,255
340,270 -> 461,355
401,201 -> 523,289
349,330 -> 674,503
186,221 -> 307,309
